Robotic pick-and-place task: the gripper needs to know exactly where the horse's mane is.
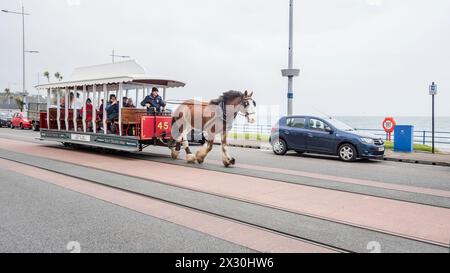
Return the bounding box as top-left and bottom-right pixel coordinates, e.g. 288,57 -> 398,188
210,90 -> 243,105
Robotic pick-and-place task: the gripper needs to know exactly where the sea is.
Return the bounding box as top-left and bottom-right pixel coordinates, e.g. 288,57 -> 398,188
335,116 -> 450,132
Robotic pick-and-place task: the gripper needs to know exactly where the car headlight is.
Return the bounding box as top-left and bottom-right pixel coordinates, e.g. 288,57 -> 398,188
360,138 -> 375,144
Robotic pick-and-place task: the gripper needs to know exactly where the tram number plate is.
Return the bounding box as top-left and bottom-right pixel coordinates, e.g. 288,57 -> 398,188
71,134 -> 91,142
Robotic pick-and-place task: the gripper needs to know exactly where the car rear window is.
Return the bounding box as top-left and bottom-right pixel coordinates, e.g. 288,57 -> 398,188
286,118 -> 306,129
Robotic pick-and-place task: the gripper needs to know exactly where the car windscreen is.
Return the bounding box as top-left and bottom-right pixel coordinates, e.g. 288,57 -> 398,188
325,118 -> 355,131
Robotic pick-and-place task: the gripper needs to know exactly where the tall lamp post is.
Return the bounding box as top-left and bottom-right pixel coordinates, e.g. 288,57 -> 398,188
429,82 -> 437,154
2,5 -> 39,111
281,0 -> 300,116
110,49 -> 130,63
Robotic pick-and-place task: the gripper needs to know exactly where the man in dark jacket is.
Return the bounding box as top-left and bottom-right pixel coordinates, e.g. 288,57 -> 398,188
141,87 -> 166,114
105,94 -> 119,121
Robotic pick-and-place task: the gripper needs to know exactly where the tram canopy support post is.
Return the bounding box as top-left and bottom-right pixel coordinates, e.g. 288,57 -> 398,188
118,83 -> 123,136
73,86 -> 78,132
82,85 -> 87,133
97,88 -> 101,110
103,84 -> 107,135
65,87 -> 69,131
93,85 -> 97,134
135,87 -> 139,108
56,88 -> 61,130
46,88 -> 50,129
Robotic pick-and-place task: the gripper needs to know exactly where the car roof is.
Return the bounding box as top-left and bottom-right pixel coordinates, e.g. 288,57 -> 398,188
283,115 -> 323,120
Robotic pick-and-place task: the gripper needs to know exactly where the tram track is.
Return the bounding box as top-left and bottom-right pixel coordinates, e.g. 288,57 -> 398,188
0,146 -> 448,252
16,144 -> 450,249
0,154 -> 344,253
124,151 -> 450,209
3,129 -> 450,209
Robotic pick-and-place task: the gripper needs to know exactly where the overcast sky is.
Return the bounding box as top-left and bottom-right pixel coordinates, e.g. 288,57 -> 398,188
0,0 -> 449,116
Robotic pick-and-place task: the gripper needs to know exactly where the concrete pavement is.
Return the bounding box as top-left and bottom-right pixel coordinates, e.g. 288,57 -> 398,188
384,150 -> 450,167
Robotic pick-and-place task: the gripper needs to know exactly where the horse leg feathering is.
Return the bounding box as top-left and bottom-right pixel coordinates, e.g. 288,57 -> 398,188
221,132 -> 235,167
196,140 -> 214,164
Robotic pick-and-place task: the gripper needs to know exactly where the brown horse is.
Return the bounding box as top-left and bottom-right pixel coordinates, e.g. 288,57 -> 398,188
169,90 -> 256,167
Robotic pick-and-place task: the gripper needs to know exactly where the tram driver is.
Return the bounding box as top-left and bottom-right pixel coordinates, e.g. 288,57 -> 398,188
141,87 -> 166,114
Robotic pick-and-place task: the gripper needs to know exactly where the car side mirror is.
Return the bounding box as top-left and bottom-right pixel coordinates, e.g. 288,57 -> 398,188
325,126 -> 333,134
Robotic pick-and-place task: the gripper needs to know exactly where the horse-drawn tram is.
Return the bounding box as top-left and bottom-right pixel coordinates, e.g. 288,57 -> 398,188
36,60 -> 185,152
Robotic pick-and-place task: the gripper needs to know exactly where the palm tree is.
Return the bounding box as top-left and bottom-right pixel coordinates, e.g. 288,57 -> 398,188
4,88 -> 11,104
43,71 -> 50,83
54,72 -> 63,82
54,72 -> 64,105
14,95 -> 24,112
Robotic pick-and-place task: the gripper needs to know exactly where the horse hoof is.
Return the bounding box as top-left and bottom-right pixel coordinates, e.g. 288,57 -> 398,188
197,158 -> 205,164
223,159 -> 234,168
187,154 -> 197,164
195,151 -> 205,164
171,151 -> 180,160
230,158 -> 236,165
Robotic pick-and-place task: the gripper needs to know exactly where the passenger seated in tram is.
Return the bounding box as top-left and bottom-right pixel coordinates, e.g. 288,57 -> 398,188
72,92 -> 82,109
141,87 -> 166,114
106,94 -> 119,120
125,98 -> 136,108
80,98 -> 94,131
105,94 -> 119,133
80,98 -> 93,122
122,97 -> 128,107
69,92 -> 74,109
60,97 -> 66,108
98,99 -> 104,120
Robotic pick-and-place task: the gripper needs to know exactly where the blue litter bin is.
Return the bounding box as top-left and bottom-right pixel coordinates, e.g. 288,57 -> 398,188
394,125 -> 414,153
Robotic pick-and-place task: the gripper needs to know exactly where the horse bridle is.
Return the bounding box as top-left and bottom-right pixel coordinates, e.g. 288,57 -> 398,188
219,96 -> 256,120
240,98 -> 256,118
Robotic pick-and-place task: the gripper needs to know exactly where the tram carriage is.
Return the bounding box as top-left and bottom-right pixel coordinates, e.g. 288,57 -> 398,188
36,60 -> 185,152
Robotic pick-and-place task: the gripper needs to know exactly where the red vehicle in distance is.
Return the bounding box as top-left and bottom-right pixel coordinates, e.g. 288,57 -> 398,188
11,112 -> 32,130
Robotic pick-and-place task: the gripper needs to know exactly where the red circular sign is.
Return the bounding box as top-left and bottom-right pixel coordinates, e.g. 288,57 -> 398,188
382,117 -> 396,133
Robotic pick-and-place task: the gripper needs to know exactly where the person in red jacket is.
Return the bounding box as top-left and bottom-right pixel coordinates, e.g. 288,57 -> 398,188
80,98 -> 93,122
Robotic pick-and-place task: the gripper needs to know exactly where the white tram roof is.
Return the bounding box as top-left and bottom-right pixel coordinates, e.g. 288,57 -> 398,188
35,60 -> 186,90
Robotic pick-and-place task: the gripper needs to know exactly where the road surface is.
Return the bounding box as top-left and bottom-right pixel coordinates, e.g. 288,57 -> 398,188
0,128 -> 449,253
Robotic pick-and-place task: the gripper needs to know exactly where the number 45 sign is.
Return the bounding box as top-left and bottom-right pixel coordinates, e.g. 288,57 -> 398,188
157,121 -> 169,130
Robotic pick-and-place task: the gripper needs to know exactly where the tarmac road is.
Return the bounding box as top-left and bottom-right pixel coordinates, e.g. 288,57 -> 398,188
0,128 -> 449,253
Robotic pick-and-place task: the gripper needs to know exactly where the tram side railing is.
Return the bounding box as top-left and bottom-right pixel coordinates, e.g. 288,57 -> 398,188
230,123 -> 450,146
355,128 -> 450,146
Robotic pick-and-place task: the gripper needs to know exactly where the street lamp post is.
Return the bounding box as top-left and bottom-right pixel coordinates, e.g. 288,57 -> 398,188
429,82 -> 437,154
281,0 -> 300,116
110,49 -> 130,63
2,5 -> 39,111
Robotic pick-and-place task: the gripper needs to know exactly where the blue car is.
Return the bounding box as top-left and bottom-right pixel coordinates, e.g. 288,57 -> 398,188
269,116 -> 385,162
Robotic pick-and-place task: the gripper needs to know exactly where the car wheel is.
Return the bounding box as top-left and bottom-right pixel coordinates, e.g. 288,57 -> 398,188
338,144 -> 357,162
272,138 -> 288,155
